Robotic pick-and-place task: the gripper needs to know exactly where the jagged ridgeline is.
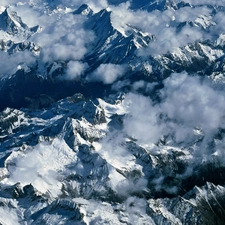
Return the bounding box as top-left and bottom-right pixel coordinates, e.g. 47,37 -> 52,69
1,1 -> 225,224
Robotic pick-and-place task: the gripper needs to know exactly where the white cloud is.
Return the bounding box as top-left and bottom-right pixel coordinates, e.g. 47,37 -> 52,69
122,72 -> 225,144
111,79 -> 131,90
139,22 -> 204,56
132,80 -> 157,93
123,93 -> 162,143
116,176 -> 148,197
32,13 -> 95,64
63,60 -> 88,80
9,4 -> 43,27
6,138 -> 77,197
0,51 -> 36,76
160,72 -> 225,133
110,2 -> 220,55
0,207 -> 20,225
212,12 -> 225,36
175,5 -> 212,23
186,0 -> 225,6
4,0 -> 223,61
87,63 -> 125,84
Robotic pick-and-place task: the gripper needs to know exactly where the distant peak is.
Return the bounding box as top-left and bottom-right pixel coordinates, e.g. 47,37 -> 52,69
0,8 -> 28,28
1,7 -> 9,16
73,4 -> 93,16
0,6 -> 6,13
96,8 -> 112,20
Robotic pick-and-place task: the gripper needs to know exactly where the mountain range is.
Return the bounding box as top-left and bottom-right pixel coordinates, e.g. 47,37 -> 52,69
1,0 -> 225,224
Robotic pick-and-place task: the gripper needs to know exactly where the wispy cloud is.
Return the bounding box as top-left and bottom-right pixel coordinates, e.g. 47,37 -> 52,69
0,51 -> 36,76
87,63 -> 125,84
63,60 -> 88,80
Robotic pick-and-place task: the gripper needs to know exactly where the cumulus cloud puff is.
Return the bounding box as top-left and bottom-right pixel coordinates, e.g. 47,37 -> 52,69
116,176 -> 148,198
63,60 -> 88,80
123,72 -> 225,144
160,73 -> 225,131
123,93 -> 162,143
146,24 -> 204,55
10,4 -> 43,27
32,13 -> 95,65
87,63 -> 125,84
0,51 -> 36,77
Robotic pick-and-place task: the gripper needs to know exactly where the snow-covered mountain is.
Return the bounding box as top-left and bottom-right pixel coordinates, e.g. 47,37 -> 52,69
1,0 -> 225,224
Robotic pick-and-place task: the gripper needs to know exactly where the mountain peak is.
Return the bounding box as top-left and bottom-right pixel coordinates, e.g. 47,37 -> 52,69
73,4 -> 93,16
129,0 -> 178,11
0,8 -> 28,34
148,0 -> 178,11
0,8 -> 41,43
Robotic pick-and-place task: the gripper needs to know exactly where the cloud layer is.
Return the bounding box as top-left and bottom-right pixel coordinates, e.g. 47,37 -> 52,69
123,72 -> 225,144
